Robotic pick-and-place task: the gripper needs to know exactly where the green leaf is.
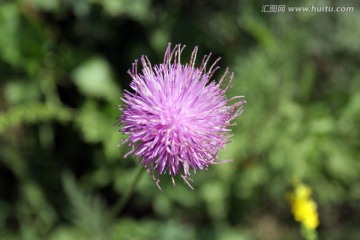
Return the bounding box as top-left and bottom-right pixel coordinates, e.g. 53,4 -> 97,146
72,57 -> 119,102
0,102 -> 72,134
62,173 -> 112,240
0,2 -> 20,66
89,0 -> 151,20
20,0 -> 60,12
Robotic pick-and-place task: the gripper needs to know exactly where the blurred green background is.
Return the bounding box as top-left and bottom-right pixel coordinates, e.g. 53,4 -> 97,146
1,0 -> 360,239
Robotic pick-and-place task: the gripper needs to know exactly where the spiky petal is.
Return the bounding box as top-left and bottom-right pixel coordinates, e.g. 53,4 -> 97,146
117,43 -> 246,190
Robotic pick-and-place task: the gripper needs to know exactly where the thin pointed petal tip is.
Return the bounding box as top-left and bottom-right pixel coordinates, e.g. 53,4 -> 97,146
117,43 -> 246,189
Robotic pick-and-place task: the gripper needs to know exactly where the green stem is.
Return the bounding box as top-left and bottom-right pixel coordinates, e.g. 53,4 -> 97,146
301,225 -> 319,240
112,167 -> 144,215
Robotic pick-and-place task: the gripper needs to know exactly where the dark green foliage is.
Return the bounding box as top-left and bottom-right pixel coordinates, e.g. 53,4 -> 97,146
1,0 -> 360,239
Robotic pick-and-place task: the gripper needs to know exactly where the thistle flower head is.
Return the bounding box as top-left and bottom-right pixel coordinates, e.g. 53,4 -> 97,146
117,43 -> 246,190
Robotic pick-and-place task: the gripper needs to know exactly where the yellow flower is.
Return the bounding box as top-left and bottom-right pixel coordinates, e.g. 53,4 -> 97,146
287,181 -> 319,230
294,183 -> 312,199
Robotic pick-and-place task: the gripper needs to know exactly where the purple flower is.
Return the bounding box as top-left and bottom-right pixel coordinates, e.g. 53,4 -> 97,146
117,43 -> 246,190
